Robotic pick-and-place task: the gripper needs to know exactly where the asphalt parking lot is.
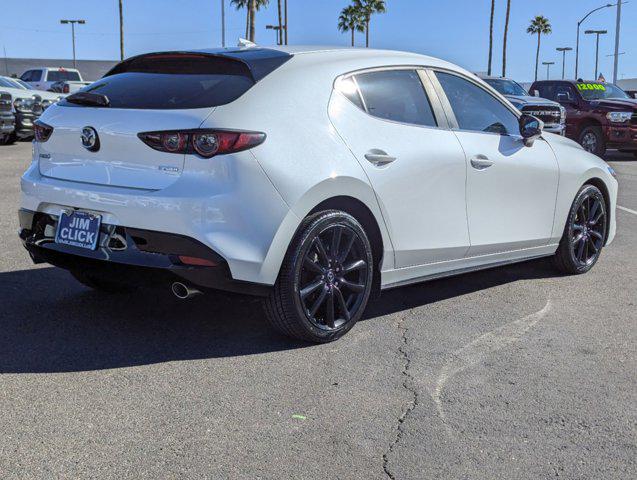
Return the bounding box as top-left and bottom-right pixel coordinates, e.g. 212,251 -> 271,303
0,141 -> 635,479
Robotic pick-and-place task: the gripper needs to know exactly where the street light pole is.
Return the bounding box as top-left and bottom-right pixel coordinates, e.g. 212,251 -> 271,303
60,19 -> 86,69
613,0 -> 623,83
221,0 -> 226,47
118,0 -> 124,60
542,61 -> 555,80
585,29 -> 608,80
284,0 -> 288,45
556,47 -> 573,79
575,4 -> 613,79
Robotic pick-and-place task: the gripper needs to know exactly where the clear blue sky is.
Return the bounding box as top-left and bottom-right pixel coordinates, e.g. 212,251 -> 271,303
2,0 -> 635,82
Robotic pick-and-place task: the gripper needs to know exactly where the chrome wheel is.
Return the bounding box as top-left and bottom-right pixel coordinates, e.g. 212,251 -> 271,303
296,223 -> 370,331
570,192 -> 607,267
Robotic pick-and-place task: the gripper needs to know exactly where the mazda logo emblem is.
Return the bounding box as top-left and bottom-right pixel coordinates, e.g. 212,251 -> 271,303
81,127 -> 100,152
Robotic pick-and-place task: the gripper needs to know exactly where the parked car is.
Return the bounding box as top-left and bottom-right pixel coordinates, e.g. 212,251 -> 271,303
530,80 -> 637,157
624,90 -> 637,99
48,80 -> 92,94
479,75 -> 566,135
20,67 -> 84,92
0,76 -> 64,144
19,47 -> 617,342
0,91 -> 16,145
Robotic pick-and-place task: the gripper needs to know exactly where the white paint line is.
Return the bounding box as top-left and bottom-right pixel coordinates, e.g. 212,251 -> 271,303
431,299 -> 552,435
618,205 -> 637,216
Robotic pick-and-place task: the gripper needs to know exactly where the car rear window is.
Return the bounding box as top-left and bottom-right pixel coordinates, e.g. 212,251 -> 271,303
59,52 -> 286,110
47,70 -> 81,82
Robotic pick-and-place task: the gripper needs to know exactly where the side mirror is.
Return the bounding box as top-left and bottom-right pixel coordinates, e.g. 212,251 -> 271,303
519,114 -> 543,147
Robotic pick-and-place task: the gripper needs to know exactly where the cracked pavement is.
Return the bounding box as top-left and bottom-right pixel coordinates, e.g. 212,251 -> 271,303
1,142 -> 636,479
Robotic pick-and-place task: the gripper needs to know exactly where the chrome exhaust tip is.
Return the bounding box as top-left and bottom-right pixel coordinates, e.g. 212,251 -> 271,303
171,282 -> 202,300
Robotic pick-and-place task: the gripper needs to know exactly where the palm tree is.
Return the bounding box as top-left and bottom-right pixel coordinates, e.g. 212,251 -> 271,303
527,15 -> 552,81
231,0 -> 269,42
354,0 -> 386,48
502,0 -> 511,77
487,0 -> 495,76
338,5 -> 365,46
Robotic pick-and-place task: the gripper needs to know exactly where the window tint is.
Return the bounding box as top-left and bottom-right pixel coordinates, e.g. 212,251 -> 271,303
46,70 -> 81,82
59,55 -> 258,109
354,70 -> 437,127
533,83 -> 555,100
555,84 -> 577,102
20,71 -> 35,82
436,72 -> 519,135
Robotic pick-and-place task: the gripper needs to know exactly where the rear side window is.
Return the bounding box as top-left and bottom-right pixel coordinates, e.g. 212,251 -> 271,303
59,52 -> 289,110
46,70 -> 81,82
353,70 -> 437,127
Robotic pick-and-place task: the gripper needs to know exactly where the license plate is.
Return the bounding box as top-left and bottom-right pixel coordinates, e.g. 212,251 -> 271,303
55,210 -> 102,250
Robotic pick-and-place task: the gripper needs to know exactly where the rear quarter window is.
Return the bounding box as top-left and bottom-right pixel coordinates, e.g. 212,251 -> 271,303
353,70 -> 438,127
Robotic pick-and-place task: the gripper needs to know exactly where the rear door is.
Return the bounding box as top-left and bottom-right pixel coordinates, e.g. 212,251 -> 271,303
432,70 -> 558,257
329,68 -> 469,267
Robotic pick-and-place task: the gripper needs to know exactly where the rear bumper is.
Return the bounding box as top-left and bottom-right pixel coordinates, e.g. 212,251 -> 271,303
20,149 -> 292,285
18,209 -> 271,296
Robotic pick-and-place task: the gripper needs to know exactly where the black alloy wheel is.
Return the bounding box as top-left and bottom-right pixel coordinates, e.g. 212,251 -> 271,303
265,210 -> 373,343
554,185 -> 607,274
296,222 -> 369,331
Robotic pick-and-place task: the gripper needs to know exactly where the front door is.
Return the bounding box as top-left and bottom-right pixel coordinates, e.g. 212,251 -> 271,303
432,70 -> 559,257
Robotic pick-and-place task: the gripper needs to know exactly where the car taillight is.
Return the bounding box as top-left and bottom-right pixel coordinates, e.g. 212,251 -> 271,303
137,130 -> 266,158
34,121 -> 54,142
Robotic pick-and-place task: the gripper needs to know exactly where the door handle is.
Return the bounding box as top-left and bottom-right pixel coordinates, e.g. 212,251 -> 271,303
365,149 -> 397,166
470,155 -> 494,170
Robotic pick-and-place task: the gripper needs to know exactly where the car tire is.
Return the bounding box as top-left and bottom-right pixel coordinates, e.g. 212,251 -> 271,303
70,270 -> 137,294
578,126 -> 606,157
264,210 -> 374,343
0,133 -> 17,145
554,184 -> 607,275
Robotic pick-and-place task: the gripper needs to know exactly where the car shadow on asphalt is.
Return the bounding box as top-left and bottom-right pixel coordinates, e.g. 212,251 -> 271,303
0,259 -> 561,374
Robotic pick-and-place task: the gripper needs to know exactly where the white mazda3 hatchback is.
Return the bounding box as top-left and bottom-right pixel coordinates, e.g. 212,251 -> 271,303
20,46 -> 618,342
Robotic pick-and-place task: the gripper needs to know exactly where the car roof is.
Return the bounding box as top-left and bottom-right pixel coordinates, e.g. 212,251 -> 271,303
188,45 -> 464,75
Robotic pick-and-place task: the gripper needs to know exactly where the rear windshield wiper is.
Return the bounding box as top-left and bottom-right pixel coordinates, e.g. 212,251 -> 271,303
66,92 -> 110,107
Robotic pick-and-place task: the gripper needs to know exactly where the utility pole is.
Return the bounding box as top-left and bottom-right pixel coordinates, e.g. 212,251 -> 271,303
2,46 -> 9,76
60,19 -> 86,69
613,0 -> 622,83
118,0 -> 124,60
221,0 -> 226,47
556,47 -> 573,79
284,0 -> 288,45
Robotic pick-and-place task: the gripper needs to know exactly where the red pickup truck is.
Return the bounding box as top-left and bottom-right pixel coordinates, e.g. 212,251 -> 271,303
530,80 -> 637,157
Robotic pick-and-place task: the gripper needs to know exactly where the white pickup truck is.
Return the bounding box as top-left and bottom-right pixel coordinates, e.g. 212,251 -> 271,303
20,67 -> 90,92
